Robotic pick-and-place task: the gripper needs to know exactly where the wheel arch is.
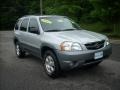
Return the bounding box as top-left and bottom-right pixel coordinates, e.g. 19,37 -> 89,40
40,45 -> 57,59
14,37 -> 19,45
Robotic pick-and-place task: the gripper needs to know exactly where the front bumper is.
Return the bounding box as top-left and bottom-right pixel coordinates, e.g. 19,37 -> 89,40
55,44 -> 112,70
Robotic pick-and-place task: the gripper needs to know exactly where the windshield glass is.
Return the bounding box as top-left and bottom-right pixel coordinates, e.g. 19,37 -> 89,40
39,16 -> 81,32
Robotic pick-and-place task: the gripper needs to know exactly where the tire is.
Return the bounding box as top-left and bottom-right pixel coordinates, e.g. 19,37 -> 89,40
15,42 -> 26,58
43,50 -> 60,78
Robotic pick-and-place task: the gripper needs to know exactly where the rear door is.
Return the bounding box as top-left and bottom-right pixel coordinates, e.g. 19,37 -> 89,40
19,18 -> 29,48
14,19 -> 22,40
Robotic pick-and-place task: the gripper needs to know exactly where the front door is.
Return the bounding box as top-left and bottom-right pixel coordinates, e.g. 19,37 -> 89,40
25,18 -> 41,56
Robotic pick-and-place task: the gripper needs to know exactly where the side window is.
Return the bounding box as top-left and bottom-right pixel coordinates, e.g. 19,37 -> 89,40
14,20 -> 21,30
20,18 -> 29,31
28,18 -> 40,34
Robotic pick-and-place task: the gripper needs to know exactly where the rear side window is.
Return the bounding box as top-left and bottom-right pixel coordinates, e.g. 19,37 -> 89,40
14,20 -> 21,30
20,18 -> 29,31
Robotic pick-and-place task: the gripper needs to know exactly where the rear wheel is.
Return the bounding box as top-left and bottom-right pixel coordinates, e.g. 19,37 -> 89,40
15,42 -> 26,58
43,50 -> 60,78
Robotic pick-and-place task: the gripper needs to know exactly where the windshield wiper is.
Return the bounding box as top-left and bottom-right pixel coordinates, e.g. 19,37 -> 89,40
45,29 -> 62,32
45,28 -> 78,32
62,28 -> 76,31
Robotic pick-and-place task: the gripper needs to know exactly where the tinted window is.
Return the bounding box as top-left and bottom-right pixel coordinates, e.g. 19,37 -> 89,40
28,18 -> 39,34
20,19 -> 29,31
14,20 -> 21,30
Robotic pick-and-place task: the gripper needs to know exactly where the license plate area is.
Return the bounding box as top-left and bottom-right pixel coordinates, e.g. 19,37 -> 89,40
94,51 -> 103,60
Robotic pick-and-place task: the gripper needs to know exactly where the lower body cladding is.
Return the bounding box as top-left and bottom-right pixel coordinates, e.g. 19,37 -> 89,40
55,44 -> 112,70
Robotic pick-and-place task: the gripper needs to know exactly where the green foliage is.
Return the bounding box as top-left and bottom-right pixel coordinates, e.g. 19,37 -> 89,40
89,0 -> 120,23
0,0 -> 120,37
80,22 -> 120,37
80,22 -> 107,32
45,5 -> 82,22
0,0 -> 40,29
44,0 -> 93,23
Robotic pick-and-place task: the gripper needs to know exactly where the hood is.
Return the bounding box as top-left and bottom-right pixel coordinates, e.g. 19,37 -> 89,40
44,30 -> 107,44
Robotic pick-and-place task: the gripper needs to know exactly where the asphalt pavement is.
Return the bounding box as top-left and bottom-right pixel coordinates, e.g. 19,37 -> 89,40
0,31 -> 120,90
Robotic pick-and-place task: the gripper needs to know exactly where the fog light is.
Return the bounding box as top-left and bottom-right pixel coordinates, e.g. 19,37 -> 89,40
64,61 -> 74,66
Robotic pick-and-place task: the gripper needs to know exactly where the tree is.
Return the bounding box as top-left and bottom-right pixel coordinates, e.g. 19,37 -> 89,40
90,0 -> 120,23
44,0 -> 92,22
89,0 -> 120,33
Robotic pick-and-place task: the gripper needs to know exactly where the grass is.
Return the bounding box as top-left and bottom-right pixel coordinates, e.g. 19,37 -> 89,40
80,22 -> 120,39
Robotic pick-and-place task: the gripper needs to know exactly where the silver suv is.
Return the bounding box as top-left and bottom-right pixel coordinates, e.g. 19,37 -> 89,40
14,15 -> 112,77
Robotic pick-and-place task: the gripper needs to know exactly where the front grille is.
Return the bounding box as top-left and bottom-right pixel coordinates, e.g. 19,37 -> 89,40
85,40 -> 105,50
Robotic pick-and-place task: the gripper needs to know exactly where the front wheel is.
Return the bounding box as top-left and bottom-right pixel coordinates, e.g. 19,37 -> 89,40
43,50 -> 60,78
15,42 -> 25,58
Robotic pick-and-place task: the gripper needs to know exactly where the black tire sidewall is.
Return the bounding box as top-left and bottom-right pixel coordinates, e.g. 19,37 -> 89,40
43,50 -> 60,78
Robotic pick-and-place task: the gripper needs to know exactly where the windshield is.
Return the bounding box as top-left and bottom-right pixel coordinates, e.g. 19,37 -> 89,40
39,16 -> 81,32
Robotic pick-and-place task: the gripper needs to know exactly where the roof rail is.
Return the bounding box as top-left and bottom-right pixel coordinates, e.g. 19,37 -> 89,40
21,15 -> 65,18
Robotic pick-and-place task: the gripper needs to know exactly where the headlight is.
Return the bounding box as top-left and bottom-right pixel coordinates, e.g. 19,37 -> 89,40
106,39 -> 110,46
60,41 -> 82,51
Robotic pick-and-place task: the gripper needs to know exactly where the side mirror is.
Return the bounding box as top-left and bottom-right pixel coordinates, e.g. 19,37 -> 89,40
29,27 -> 40,34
